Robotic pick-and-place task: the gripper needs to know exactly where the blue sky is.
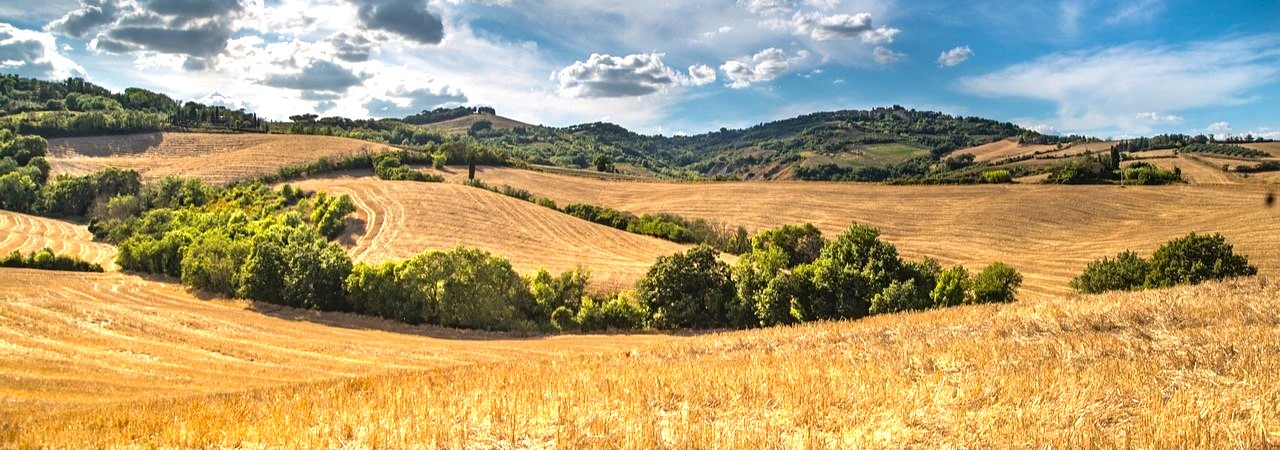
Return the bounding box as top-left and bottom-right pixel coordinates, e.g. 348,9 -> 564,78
1,0 -> 1277,138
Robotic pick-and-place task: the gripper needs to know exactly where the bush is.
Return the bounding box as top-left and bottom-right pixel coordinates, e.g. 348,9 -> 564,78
431,151 -> 447,169
980,170 -> 1013,183
238,226 -> 353,311
1070,251 -> 1149,294
1121,164 -> 1181,185
0,248 -> 103,272
308,192 -> 356,239
931,265 -> 970,308
970,262 -> 1023,304
869,279 -> 926,315
806,223 -> 908,320
637,245 -> 735,329
575,294 -> 648,331
627,213 -> 695,243
1145,233 -> 1257,288
562,203 -> 636,230
181,231 -> 250,295
525,268 -> 588,323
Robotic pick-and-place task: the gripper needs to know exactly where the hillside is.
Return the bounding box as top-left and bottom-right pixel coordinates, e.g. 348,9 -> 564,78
0,210 -> 116,269
0,268 -> 672,410
418,112 -> 533,135
9,277 -> 1277,447
45,132 -> 394,183
436,166 -> 1279,299
287,173 -> 689,292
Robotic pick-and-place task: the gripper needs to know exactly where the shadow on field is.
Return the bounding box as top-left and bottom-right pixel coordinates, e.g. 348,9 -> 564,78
337,217 -> 366,248
246,301 -> 712,341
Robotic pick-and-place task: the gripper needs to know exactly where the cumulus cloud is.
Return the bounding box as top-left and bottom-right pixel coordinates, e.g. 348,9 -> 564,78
52,0 -> 249,66
0,23 -> 87,79
45,0 -> 123,38
721,47 -> 806,89
873,46 -> 904,64
261,59 -> 366,93
350,0 -> 445,45
552,53 -> 694,98
959,35 -> 1280,133
937,45 -> 972,67
772,12 -> 899,43
364,85 -> 467,117
327,31 -> 374,62
688,64 -> 716,86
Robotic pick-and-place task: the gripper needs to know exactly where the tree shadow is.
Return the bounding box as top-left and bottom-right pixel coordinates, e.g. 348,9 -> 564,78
337,217 -> 366,247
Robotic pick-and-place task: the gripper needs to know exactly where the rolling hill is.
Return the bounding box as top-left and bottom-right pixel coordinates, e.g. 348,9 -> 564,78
0,268 -> 672,411
435,166 -> 1280,299
8,277 -> 1276,448
0,210 -> 117,269
287,173 -> 690,292
45,132 -> 394,183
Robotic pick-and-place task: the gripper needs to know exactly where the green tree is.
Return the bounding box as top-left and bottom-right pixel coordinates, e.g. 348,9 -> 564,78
869,279 -> 926,315
807,223 -> 907,320
1070,251 -> 1150,294
638,245 -> 735,329
0,172 -> 38,211
970,262 -> 1023,304
431,150 -> 448,169
1145,233 -> 1257,288
181,231 -> 250,296
931,265 -> 970,308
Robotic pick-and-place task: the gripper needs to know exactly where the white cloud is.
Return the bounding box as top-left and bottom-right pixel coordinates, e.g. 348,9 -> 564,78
937,45 -> 972,67
1206,121 -> 1231,133
551,53 -> 691,98
196,91 -> 248,110
873,46 -> 904,64
688,64 -> 717,86
721,47 -> 806,88
0,23 -> 86,79
770,11 -> 899,43
738,0 -> 796,15
959,35 -> 1280,134
1134,112 -> 1182,123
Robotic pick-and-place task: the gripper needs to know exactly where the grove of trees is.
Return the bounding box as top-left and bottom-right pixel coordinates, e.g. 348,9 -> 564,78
1071,233 -> 1257,294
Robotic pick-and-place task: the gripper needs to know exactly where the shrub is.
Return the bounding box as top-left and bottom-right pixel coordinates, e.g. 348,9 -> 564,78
431,151 -> 447,169
749,223 -> 825,266
308,192 -> 356,239
970,262 -> 1023,304
525,268 -> 588,323
980,170 -> 1013,183
1145,233 -> 1256,288
0,248 -> 103,272
637,245 -> 735,329
562,203 -> 636,230
869,279 -> 926,315
238,226 -> 352,311
1070,251 -> 1149,294
931,265 -> 970,308
627,214 -> 695,243
181,231 -> 251,296
550,306 -> 577,331
575,294 -> 648,331
1121,164 -> 1181,185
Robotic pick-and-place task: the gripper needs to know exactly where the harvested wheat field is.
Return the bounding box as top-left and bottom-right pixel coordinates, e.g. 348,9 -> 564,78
8,277 -> 1278,448
1242,142 -> 1280,157
0,210 -> 116,269
950,138 -> 1054,162
0,268 -> 671,412
289,173 -> 689,292
1123,156 -> 1240,185
436,166 -> 1280,300
45,132 -> 394,184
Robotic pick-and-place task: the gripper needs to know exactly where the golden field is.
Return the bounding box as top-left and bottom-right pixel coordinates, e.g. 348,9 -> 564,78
288,173 -> 689,292
0,210 -> 117,270
434,166 -> 1279,300
5,276 -> 1277,448
46,132 -> 394,183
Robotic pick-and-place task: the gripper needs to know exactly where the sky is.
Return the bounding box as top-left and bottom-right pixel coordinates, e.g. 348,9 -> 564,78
1,0 -> 1278,138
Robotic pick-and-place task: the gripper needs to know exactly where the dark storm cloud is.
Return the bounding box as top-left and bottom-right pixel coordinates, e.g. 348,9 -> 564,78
262,60 -> 367,92
45,0 -> 122,38
350,0 -> 444,45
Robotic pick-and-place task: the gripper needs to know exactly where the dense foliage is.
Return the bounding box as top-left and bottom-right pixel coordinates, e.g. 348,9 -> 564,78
1,75 -> 266,136
0,248 -> 103,272
1071,233 -> 1257,294
640,222 -> 1024,329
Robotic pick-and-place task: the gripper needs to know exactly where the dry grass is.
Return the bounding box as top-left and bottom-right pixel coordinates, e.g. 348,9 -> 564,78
418,113 -> 533,135
7,277 -> 1278,448
950,138 -> 1054,162
288,173 -> 689,292
0,210 -> 117,270
1241,142 -> 1280,157
46,132 -> 394,183
0,268 -> 672,411
434,166 -> 1280,300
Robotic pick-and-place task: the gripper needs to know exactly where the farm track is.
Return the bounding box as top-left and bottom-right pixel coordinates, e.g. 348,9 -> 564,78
436,166 -> 1280,300
0,268 -> 673,412
46,132 -> 395,184
289,174 -> 689,292
0,210 -> 116,269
